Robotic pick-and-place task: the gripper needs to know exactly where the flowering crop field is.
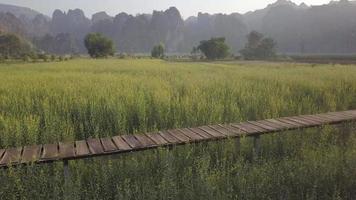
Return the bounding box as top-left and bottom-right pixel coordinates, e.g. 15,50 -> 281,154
0,59 -> 356,199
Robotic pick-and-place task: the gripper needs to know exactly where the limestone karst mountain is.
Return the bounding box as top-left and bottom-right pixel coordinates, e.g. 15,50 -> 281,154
1,1 -> 356,54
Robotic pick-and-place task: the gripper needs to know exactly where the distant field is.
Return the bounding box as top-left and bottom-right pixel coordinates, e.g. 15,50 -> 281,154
1,59 -> 356,199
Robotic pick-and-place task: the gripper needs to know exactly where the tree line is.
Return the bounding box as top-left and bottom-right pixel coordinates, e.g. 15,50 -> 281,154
84,31 -> 277,60
0,30 -> 277,61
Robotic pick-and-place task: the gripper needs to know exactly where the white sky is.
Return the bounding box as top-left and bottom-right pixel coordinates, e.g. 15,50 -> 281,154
0,0 -> 332,18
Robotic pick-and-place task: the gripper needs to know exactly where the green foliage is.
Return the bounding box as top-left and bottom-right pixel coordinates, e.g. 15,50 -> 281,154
33,33 -> 79,55
240,31 -> 277,60
197,37 -> 230,60
84,33 -> 115,58
151,43 -> 165,59
0,33 -> 33,59
0,59 -> 356,199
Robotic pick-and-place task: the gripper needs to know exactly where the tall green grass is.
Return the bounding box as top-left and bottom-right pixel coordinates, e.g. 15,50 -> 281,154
0,59 -> 356,199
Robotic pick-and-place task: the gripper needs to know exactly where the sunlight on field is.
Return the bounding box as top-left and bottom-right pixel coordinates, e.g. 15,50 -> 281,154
1,59 -> 356,199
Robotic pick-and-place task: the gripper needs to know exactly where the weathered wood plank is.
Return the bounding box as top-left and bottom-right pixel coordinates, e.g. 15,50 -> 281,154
199,126 -> 226,138
260,120 -> 290,130
168,129 -> 191,143
59,142 -> 75,159
303,115 -> 332,123
100,138 -> 118,152
159,131 -> 181,144
121,135 -> 143,149
146,133 -> 169,145
87,138 -> 104,154
0,148 -> 23,166
21,145 -> 41,163
179,128 -> 204,141
134,134 -> 156,147
75,140 -> 90,157
112,136 -> 132,151
265,119 -> 297,129
276,118 -> 304,127
41,143 -> 58,161
0,149 -> 6,162
189,127 -> 214,139
282,117 -> 311,126
208,125 -> 238,137
297,116 -> 323,124
247,121 -> 277,132
221,124 -> 246,135
291,116 -> 320,126
233,122 -> 265,133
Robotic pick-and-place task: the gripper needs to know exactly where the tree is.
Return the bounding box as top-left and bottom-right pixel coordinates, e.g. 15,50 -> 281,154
84,33 -> 115,58
240,31 -> 277,60
151,43 -> 165,58
191,46 -> 201,60
0,33 -> 32,59
197,37 -> 230,60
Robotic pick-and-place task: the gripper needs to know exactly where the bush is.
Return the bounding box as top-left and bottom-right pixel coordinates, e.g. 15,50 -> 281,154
84,33 -> 115,58
50,55 -> 56,62
240,31 -> 277,60
0,33 -> 33,59
151,43 -> 165,59
197,37 -> 230,60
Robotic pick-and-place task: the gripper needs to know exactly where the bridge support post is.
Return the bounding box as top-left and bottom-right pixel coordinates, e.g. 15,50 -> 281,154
235,137 -> 241,153
63,160 -> 71,199
253,135 -> 261,160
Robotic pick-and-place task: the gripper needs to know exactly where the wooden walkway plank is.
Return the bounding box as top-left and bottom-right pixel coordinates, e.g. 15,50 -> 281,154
276,118 -> 305,127
168,129 -> 191,143
264,119 -> 295,129
221,124 -> 246,135
316,114 -> 345,123
327,112 -> 354,120
247,121 -> 277,132
59,142 -> 75,159
282,117 -> 312,126
146,133 -> 169,146
75,140 -> 91,157
297,116 -> 324,124
87,138 -> 104,154
21,145 -> 41,163
112,136 -> 132,151
234,122 -> 265,134
100,138 -> 118,152
208,125 -> 238,137
41,143 -> 59,161
0,148 -> 23,166
179,128 -> 204,141
344,110 -> 356,116
121,135 -> 143,149
189,127 -> 214,139
303,115 -> 332,123
159,131 -> 181,144
199,126 -> 226,138
134,134 -> 157,147
329,111 -> 354,117
291,116 -> 319,126
0,149 -> 5,161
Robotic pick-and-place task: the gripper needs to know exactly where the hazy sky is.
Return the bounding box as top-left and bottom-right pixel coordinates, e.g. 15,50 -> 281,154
0,0 -> 331,18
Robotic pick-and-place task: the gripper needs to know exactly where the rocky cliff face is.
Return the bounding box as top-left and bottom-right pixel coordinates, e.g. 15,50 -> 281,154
0,12 -> 25,35
2,1 -> 356,55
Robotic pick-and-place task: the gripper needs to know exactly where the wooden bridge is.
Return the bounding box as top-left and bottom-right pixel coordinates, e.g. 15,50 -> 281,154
1,110 -> 356,169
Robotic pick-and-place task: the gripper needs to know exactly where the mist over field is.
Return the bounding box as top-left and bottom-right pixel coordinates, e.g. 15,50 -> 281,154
0,0 -> 356,54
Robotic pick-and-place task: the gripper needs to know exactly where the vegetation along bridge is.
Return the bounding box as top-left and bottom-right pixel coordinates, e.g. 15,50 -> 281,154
1,110 -> 356,170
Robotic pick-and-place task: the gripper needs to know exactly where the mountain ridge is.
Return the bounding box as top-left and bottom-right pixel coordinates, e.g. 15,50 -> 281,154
1,1 -> 356,55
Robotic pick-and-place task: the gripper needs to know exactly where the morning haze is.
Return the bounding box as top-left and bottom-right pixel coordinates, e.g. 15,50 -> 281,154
0,0 -> 330,17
